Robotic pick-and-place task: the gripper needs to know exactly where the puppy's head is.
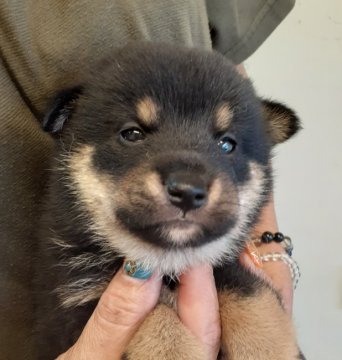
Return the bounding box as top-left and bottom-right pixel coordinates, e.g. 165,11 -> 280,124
44,44 -> 300,274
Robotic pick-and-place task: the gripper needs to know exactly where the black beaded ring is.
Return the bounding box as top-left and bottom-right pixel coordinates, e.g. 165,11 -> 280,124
261,231 -> 285,244
255,232 -> 293,256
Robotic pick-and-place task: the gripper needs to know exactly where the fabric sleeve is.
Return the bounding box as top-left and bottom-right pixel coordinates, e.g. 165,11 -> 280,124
206,0 -> 296,63
0,57 -> 53,360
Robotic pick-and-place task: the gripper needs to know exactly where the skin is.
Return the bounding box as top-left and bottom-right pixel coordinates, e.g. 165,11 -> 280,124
243,197 -> 293,315
57,269 -> 162,360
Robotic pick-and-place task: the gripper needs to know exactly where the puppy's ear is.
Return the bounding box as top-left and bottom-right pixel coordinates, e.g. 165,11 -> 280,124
43,86 -> 83,134
261,99 -> 301,145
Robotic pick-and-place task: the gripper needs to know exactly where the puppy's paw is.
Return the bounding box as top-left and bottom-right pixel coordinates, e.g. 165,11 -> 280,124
219,287 -> 300,360
123,304 -> 206,360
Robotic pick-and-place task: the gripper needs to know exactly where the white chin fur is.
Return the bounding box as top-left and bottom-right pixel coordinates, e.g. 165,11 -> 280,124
110,231 -> 240,276
161,223 -> 202,245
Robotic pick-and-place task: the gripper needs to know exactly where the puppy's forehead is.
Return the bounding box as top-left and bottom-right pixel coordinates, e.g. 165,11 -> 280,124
83,46 -> 257,132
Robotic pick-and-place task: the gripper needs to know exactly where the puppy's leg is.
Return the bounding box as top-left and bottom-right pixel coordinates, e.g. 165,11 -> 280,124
219,286 -> 300,360
215,259 -> 301,360
123,304 -> 206,360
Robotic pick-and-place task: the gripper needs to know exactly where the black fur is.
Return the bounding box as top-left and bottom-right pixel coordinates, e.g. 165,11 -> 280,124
35,43 -> 300,359
43,86 -> 83,134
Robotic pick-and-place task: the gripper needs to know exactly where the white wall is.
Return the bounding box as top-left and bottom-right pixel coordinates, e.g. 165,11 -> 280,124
245,0 -> 342,359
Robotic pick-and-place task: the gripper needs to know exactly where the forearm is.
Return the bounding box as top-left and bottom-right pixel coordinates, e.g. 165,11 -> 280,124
236,62 -> 294,315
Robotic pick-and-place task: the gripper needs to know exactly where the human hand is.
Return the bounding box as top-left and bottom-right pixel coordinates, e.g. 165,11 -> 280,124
57,262 -> 221,360
57,266 -> 162,360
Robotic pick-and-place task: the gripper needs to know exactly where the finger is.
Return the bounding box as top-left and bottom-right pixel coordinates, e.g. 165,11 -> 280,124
240,248 -> 293,315
58,263 -> 162,360
177,264 -> 221,360
240,248 -> 267,281
253,194 -> 279,234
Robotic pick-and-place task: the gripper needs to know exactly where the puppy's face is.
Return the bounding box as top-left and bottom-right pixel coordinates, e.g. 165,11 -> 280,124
44,44 -> 299,274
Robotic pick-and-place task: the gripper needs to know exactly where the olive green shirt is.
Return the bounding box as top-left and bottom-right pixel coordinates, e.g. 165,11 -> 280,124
0,1 -> 295,358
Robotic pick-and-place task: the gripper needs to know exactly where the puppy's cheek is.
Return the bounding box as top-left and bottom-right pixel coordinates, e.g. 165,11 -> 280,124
68,144 -> 118,222
117,168 -> 167,209
144,172 -> 168,205
228,161 -> 269,244
68,144 -> 138,259
197,176 -> 239,232
207,178 -> 223,208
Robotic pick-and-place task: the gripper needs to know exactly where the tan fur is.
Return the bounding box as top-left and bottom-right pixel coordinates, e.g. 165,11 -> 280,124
267,114 -> 290,144
125,304 -> 205,360
68,144 -> 117,226
214,104 -> 233,132
144,172 -> 168,205
219,287 -> 298,360
136,97 -> 159,127
57,280 -> 107,308
262,107 -> 292,144
206,178 -> 224,208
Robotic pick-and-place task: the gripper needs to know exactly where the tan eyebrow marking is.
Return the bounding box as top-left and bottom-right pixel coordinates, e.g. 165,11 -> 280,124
136,97 -> 159,127
214,104 -> 234,131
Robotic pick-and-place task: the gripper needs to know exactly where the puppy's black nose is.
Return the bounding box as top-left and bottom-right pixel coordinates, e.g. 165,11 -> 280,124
166,173 -> 207,212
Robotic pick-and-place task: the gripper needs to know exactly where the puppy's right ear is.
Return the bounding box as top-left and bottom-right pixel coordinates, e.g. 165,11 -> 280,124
261,99 -> 301,145
43,86 -> 83,134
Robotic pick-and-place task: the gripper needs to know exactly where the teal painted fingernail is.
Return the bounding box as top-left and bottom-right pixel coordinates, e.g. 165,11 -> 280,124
124,261 -> 152,280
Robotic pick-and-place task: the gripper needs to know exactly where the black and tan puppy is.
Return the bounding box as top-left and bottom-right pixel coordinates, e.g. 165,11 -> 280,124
36,43 -> 301,359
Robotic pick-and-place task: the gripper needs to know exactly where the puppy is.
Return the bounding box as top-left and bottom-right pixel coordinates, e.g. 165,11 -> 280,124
36,43 -> 302,359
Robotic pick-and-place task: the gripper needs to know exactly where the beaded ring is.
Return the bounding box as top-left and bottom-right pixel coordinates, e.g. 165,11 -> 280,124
250,231 -> 300,289
260,252 -> 301,289
124,260 -> 152,280
253,231 -> 294,256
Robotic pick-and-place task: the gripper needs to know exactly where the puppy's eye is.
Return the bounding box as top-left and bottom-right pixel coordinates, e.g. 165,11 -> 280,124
120,128 -> 146,142
218,136 -> 236,154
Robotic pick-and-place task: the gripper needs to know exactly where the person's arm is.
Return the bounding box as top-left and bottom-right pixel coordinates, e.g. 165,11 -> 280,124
242,196 -> 294,315
237,63 -> 293,315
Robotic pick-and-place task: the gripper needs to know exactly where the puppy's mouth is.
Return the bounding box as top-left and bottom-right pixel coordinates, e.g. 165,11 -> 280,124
141,212 -> 199,228
149,218 -> 202,237
128,215 -> 200,233
163,218 -> 197,227
130,220 -> 203,248
116,207 -> 232,249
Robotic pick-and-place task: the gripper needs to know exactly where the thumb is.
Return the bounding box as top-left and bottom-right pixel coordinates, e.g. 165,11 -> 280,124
58,262 -> 162,360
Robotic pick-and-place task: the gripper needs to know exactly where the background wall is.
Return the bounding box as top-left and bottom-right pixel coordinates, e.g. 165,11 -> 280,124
245,0 -> 342,359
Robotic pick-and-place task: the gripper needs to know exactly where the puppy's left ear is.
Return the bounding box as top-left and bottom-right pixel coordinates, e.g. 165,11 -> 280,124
261,99 -> 301,145
43,86 -> 83,134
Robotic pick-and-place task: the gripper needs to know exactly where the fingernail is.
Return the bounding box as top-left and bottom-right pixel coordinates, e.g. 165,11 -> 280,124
245,242 -> 263,268
124,260 -> 152,280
